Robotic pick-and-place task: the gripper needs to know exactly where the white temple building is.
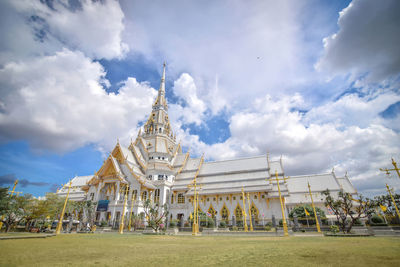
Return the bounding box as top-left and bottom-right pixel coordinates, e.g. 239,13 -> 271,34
57,63 -> 357,227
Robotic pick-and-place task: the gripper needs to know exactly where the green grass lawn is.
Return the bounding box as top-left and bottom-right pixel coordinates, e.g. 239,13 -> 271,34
1,234 -> 399,266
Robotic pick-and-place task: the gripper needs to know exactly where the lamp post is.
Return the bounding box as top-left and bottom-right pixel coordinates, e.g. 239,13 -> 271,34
307,182 -> 321,233
247,192 -> 254,231
266,171 -> 289,236
119,185 -> 129,234
380,158 -> 400,179
386,184 -> 400,220
241,188 -> 248,232
56,180 -> 72,235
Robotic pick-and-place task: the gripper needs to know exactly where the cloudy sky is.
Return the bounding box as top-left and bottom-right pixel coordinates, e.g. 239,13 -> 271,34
0,0 -> 399,197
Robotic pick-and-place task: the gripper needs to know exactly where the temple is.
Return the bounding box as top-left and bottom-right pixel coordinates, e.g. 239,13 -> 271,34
57,63 -> 357,227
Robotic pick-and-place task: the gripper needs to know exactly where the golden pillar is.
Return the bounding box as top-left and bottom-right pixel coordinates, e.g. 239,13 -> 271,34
307,182 -> 321,233
241,188 -> 248,232
128,190 -> 135,231
380,158 -> 400,179
274,171 -> 289,236
247,192 -> 253,231
56,180 -> 72,235
119,185 -> 129,234
386,184 -> 400,219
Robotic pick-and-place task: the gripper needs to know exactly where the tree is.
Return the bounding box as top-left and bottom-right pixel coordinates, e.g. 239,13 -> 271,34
322,189 -> 375,233
288,205 -> 326,225
130,213 -> 144,230
374,193 -> 400,224
142,199 -> 169,232
0,194 -> 29,232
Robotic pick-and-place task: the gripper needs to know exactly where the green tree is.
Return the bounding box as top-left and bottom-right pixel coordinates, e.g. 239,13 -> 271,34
0,194 -> 29,232
322,189 -> 375,233
143,199 -> 169,232
288,205 -> 326,225
374,193 -> 400,224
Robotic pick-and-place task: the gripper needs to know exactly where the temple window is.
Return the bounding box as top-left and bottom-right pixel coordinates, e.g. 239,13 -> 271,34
233,196 -> 236,200
235,205 -> 243,219
177,193 -> 185,204
142,191 -> 147,201
154,189 -> 160,203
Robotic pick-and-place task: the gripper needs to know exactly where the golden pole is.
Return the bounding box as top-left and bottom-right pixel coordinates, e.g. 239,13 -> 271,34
247,192 -> 253,231
392,158 -> 400,179
56,180 -> 72,235
386,184 -> 400,219
128,190 -> 135,231
241,188 -> 248,232
10,180 -> 18,196
0,180 -> 19,230
275,171 -> 289,236
308,182 -> 321,233
192,179 -> 198,235
380,158 -> 400,179
196,192 -> 199,233
119,185 -> 129,234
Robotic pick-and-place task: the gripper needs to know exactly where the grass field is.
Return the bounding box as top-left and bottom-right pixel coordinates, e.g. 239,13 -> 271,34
1,234 -> 400,266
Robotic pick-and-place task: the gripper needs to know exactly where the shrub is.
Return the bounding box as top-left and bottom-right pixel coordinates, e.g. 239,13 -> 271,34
207,217 -> 215,228
100,220 -> 107,227
354,218 -> 363,226
330,225 -> 339,234
169,220 -> 177,228
219,221 -> 227,228
371,214 -> 384,224
264,225 -> 271,231
266,222 -> 272,227
232,226 -> 239,231
279,220 -> 283,227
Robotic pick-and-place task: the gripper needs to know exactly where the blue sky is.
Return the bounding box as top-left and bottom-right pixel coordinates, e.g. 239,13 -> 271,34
0,0 -> 399,197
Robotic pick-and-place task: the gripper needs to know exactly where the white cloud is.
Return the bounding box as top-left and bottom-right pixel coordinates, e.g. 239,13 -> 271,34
174,92 -> 400,196
304,92 -> 400,128
9,0 -> 128,60
121,0 -> 312,111
169,73 -> 206,126
316,0 -> 400,82
0,49 -> 156,152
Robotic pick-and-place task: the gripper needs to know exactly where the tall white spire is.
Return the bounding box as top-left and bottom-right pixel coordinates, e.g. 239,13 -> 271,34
158,61 -> 166,96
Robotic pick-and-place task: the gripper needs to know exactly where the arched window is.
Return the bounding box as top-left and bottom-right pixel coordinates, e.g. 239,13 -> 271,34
142,191 -> 147,201
154,189 -> 160,203
132,190 -> 137,200
177,193 -> 185,204
235,204 -> 243,220
171,193 -> 174,204
208,204 -> 216,218
250,203 -> 259,224
221,204 -> 229,223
